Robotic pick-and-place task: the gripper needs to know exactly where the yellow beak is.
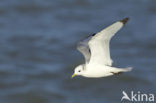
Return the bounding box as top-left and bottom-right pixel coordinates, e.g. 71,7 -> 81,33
71,73 -> 76,78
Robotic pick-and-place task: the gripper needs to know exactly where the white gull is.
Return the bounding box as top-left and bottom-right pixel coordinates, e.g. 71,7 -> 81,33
72,18 -> 132,78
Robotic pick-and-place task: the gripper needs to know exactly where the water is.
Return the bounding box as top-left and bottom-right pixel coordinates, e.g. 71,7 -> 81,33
0,0 -> 156,103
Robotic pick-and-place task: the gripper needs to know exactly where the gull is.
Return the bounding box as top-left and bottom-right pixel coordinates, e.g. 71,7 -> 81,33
72,18 -> 132,78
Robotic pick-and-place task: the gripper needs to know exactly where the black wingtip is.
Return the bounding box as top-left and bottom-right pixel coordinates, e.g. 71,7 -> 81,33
120,17 -> 129,25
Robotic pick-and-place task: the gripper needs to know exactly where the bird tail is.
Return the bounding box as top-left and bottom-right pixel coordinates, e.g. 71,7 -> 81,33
120,67 -> 133,72
110,67 -> 133,73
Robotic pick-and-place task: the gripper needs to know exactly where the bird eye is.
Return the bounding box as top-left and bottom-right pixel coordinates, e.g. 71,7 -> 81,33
78,70 -> 81,72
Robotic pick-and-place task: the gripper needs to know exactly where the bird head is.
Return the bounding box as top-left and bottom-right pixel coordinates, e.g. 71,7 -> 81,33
72,65 -> 84,78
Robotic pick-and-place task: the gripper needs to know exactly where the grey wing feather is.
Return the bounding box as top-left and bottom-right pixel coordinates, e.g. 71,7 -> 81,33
77,35 -> 93,63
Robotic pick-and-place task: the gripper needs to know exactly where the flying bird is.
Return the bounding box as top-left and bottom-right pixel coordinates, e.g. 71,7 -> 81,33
72,18 -> 132,78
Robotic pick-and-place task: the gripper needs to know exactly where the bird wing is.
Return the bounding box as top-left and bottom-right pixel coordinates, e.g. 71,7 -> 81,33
88,18 -> 129,66
77,34 -> 95,63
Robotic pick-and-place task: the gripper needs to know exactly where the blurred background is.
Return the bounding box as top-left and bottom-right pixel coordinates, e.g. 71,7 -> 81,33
0,0 -> 156,103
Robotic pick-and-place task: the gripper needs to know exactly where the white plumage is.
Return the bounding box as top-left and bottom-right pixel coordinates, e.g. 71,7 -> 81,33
72,18 -> 132,78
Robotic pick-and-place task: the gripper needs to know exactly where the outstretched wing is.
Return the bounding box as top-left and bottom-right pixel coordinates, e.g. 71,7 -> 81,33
77,34 -> 95,63
88,18 -> 129,66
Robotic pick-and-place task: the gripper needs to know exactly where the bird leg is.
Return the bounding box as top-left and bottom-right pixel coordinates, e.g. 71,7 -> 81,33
110,72 -> 123,75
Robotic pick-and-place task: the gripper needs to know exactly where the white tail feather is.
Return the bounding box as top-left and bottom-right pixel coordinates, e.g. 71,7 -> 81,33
124,67 -> 133,72
118,67 -> 133,72
110,67 -> 133,73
